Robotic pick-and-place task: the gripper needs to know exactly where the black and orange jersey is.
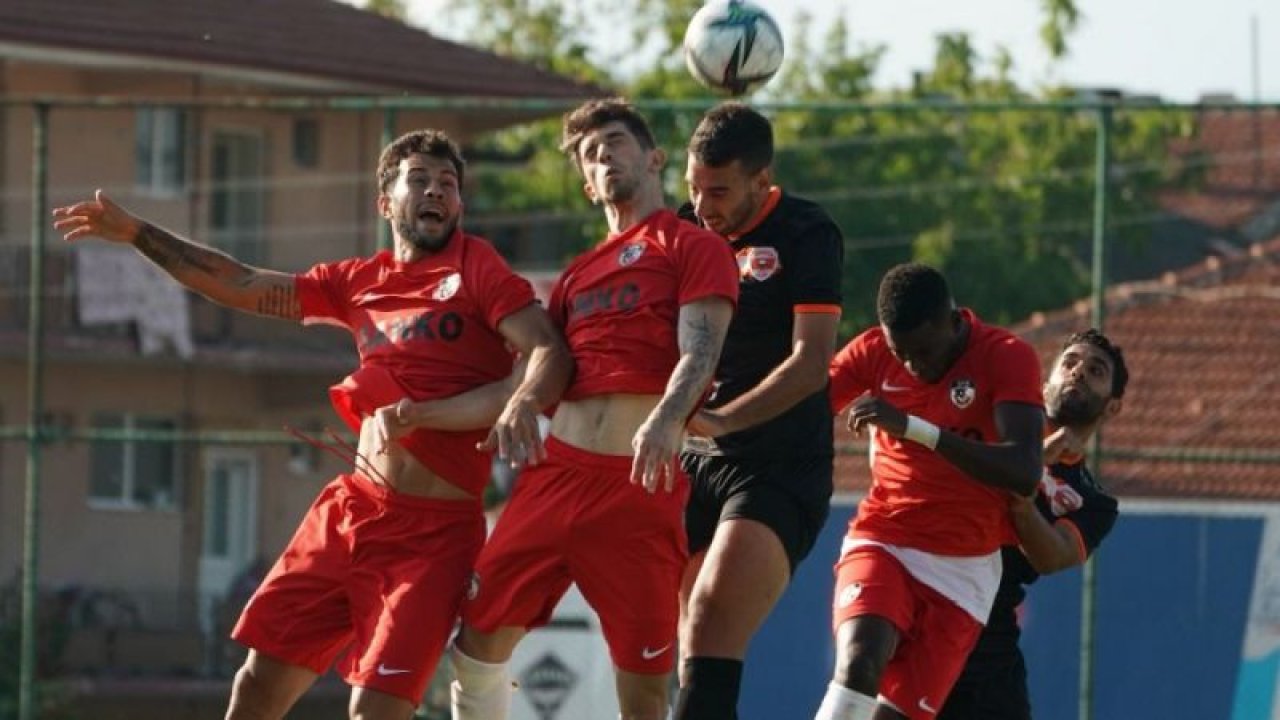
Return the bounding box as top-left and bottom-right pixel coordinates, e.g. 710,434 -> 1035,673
680,188 -> 844,459
969,458 -> 1118,664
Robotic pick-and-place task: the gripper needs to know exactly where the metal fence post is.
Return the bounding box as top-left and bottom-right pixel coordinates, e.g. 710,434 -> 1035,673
19,101 -> 50,720
1079,101 -> 1112,720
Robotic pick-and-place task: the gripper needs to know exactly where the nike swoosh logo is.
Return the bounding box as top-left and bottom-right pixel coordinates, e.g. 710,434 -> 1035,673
376,664 -> 412,676
918,697 -> 937,714
641,643 -> 672,660
881,381 -> 911,392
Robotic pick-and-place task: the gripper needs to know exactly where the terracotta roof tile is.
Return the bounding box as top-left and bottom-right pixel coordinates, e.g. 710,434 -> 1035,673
0,0 -> 600,98
1161,110 -> 1280,229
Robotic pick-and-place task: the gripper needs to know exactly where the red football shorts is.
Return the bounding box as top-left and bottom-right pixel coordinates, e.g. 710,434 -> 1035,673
232,473 -> 485,703
462,436 -> 689,674
832,544 -> 983,719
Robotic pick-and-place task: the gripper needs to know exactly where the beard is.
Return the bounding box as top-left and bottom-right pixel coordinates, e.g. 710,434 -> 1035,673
1045,382 -> 1107,426
398,217 -> 456,252
598,172 -> 638,204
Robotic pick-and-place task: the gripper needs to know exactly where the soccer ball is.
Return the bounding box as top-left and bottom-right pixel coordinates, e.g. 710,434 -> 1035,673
682,0 -> 785,96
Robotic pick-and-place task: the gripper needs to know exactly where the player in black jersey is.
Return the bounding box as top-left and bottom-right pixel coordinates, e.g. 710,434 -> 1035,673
673,102 -> 845,720
938,328 -> 1128,720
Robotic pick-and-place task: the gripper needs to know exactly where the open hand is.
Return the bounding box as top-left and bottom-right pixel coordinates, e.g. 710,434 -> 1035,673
52,190 -> 142,244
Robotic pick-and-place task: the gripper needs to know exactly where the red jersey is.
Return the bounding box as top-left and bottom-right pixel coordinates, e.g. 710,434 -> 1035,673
549,209 -> 738,400
296,230 -> 536,495
828,310 -> 1043,556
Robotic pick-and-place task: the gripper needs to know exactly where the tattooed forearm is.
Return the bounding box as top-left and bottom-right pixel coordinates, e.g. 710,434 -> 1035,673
132,222 -> 293,317
134,223 -> 251,283
653,304 -> 728,424
255,283 -> 299,319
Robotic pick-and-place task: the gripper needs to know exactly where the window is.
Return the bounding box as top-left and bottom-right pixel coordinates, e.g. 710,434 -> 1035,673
135,107 -> 188,194
292,118 -> 320,168
89,413 -> 180,510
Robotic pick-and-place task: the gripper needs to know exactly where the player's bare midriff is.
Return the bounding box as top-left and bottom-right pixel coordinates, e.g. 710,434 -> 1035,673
356,415 -> 476,500
550,393 -> 662,456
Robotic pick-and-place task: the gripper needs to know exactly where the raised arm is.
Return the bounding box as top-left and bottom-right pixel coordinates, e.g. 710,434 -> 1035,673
631,295 -> 734,492
691,310 -> 839,436
52,190 -> 301,320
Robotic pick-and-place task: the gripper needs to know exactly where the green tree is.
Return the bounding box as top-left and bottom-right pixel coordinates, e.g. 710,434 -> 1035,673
439,0 -> 1195,333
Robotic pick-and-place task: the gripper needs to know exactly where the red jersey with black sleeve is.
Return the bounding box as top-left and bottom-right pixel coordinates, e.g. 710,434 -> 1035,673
295,230 -> 536,496
828,310 -> 1044,556
548,209 -> 738,400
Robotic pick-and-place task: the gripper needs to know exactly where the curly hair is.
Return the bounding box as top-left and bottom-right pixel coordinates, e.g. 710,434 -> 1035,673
376,129 -> 465,193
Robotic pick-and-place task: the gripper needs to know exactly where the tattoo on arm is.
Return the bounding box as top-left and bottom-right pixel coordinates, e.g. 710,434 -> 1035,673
255,283 -> 299,319
133,222 -> 299,318
657,306 -> 725,423
134,223 -> 250,282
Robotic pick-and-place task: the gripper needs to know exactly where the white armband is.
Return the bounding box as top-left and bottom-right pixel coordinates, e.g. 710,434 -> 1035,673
903,415 -> 941,450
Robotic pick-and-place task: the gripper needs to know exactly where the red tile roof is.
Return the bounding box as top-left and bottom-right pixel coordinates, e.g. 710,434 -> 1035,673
1160,109 -> 1280,229
0,0 -> 599,99
835,237 -> 1280,500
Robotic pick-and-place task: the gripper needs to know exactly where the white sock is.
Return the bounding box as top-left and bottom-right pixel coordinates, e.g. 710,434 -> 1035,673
814,682 -> 878,720
449,644 -> 514,720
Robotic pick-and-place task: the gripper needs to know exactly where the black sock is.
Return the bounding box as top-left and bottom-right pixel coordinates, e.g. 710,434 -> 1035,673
674,656 -> 743,720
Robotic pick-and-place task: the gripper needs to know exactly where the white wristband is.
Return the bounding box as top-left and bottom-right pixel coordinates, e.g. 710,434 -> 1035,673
903,415 -> 940,450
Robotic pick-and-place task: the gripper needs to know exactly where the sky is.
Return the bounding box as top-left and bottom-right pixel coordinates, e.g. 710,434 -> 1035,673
384,0 -> 1278,102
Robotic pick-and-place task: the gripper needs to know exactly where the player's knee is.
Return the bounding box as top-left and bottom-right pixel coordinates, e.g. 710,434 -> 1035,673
225,664 -> 282,720
685,582 -> 732,631
617,672 -> 670,720
832,636 -> 893,697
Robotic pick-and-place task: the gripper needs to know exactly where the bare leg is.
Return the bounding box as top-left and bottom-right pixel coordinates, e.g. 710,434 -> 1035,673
616,667 -> 672,720
224,650 -> 318,720
674,518 -> 791,719
348,687 -> 416,720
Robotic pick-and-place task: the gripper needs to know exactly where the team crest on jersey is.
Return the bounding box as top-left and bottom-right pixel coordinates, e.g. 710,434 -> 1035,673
737,246 -> 781,281
1041,470 -> 1084,516
837,582 -> 862,608
949,378 -> 976,408
432,272 -> 462,301
618,242 -> 646,266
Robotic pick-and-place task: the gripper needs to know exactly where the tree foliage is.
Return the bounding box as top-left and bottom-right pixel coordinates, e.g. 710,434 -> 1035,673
427,0 -> 1196,332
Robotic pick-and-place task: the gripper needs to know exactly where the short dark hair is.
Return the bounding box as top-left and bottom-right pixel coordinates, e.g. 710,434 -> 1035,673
877,263 -> 953,332
1063,328 -> 1129,399
376,129 -> 465,193
560,97 -> 656,169
687,101 -> 774,174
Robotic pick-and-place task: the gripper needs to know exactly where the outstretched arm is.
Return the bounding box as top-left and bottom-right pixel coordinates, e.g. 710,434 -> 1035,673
53,190 -> 300,320
689,310 -> 839,437
631,295 -> 734,492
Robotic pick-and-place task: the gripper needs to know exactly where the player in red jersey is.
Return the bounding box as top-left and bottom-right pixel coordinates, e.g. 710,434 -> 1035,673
448,98 -> 740,720
52,130 -> 571,720
816,263 -> 1045,720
